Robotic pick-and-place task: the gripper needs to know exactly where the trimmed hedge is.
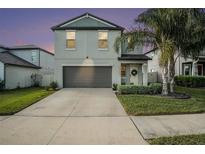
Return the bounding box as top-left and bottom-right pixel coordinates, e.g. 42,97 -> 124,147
118,83 -> 162,95
175,75 -> 205,88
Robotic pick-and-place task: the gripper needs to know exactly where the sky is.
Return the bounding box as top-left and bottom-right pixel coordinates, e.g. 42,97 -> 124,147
0,8 -> 147,53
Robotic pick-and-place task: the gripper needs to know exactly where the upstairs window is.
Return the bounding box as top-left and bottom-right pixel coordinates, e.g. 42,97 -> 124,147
66,31 -> 76,49
98,31 -> 108,49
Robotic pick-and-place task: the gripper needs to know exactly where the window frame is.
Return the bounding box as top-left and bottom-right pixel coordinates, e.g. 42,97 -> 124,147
98,30 -> 108,50
65,30 -> 76,50
182,63 -> 192,76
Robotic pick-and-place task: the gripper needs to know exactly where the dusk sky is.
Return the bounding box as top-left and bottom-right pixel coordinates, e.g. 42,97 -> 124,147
0,8 -> 147,53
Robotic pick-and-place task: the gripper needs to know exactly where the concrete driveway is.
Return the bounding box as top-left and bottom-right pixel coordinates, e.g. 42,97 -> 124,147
0,88 -> 146,145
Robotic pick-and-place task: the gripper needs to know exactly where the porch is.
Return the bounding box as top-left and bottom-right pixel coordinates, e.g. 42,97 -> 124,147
118,53 -> 151,86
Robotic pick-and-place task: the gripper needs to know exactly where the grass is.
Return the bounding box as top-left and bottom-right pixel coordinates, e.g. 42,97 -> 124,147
148,134 -> 205,145
117,86 -> 205,115
0,87 -> 55,115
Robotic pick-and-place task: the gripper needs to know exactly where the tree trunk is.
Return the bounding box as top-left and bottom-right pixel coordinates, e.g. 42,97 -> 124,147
168,56 -> 175,93
161,66 -> 169,95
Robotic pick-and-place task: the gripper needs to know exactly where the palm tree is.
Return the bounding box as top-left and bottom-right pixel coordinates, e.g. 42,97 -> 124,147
114,8 -> 205,95
115,9 -> 176,95
165,9 -> 205,92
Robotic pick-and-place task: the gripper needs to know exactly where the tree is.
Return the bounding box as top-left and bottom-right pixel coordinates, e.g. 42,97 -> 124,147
165,9 -> 205,93
115,9 -> 176,95
114,8 -> 205,95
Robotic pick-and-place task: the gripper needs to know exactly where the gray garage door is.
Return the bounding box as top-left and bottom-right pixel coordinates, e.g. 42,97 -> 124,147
63,66 -> 112,88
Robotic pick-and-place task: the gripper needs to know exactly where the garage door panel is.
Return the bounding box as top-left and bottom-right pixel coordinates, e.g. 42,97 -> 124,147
63,66 -> 112,88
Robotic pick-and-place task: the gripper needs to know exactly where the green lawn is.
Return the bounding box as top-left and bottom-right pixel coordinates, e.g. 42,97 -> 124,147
117,86 -> 205,115
148,134 -> 205,145
0,87 -> 55,115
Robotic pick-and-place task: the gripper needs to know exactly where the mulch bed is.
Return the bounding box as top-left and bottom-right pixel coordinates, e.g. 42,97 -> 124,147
161,92 -> 191,99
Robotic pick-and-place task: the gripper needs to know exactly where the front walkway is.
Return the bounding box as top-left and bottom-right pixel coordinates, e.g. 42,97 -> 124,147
131,113 -> 205,139
0,88 -> 146,145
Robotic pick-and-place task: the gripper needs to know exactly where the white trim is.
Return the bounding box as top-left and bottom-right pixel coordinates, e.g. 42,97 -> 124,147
97,30 -> 108,32
62,64 -> 113,66
60,14 -> 116,28
65,30 -> 76,50
65,47 -> 76,51
65,30 -> 76,32
98,30 -> 109,50
98,48 -> 108,51
120,61 -> 147,64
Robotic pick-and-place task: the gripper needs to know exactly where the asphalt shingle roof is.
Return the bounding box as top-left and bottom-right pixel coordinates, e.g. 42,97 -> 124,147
9,44 -> 54,55
118,53 -> 152,61
0,52 -> 41,69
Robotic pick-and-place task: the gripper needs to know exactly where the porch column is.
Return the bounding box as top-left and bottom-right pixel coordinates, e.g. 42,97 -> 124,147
142,63 -> 148,86
192,61 -> 198,76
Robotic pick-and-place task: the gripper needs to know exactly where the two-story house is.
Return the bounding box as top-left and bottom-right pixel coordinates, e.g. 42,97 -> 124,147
0,44 -> 54,89
145,49 -> 205,83
52,13 -> 151,88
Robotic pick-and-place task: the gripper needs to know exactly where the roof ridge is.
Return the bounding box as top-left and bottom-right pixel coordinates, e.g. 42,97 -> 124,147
51,12 -> 124,31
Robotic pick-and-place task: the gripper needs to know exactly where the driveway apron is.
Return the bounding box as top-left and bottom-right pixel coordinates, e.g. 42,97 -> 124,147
0,88 -> 146,145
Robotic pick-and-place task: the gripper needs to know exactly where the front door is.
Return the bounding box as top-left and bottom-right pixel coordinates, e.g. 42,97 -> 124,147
130,65 -> 138,85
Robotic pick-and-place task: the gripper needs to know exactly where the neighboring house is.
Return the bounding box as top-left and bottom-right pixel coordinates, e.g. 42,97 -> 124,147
52,13 -> 150,88
145,49 -> 205,83
0,45 -> 54,89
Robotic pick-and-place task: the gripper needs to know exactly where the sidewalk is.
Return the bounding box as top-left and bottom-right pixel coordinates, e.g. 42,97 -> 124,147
131,113 -> 205,139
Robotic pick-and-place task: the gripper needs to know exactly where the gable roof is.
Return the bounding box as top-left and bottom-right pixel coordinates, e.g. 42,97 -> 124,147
9,44 -> 54,55
0,52 -> 41,69
51,13 -> 124,31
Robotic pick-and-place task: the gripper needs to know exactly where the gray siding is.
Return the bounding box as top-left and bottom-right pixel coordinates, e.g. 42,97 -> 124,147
5,65 -> 38,89
11,49 -> 54,86
39,50 -> 54,86
0,61 -> 4,80
54,30 -> 121,88
63,17 -> 111,28
0,47 -> 7,52
10,49 -> 40,66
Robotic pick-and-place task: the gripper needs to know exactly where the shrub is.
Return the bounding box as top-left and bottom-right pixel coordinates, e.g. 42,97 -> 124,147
0,79 -> 5,90
118,83 -> 162,95
31,74 -> 42,87
50,81 -> 58,90
112,83 -> 118,91
174,75 -> 205,88
149,83 -> 162,94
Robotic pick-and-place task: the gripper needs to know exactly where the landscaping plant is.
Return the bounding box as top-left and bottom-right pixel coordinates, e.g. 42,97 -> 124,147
0,79 -> 5,90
